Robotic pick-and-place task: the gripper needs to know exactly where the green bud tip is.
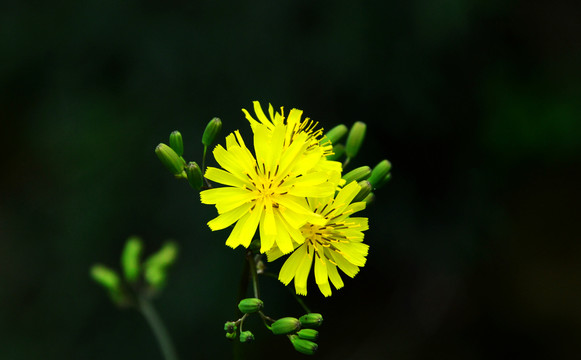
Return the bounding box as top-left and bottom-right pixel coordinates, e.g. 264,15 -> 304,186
121,236 -> 143,283
143,241 -> 178,288
185,162 -> 203,190
323,124 -> 348,145
155,143 -> 186,176
290,335 -> 318,355
237,298 -> 264,314
299,313 -> 323,328
202,117 -> 222,147
90,265 -> 121,290
169,131 -> 184,156
326,144 -> 345,161
375,172 -> 392,189
342,166 -> 372,185
297,329 -> 319,341
353,180 -> 372,203
345,121 -> 367,159
239,331 -> 254,343
224,321 -> 238,333
368,159 -> 392,189
271,317 -> 301,335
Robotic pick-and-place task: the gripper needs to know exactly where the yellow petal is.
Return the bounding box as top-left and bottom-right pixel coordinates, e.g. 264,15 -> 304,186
207,202 -> 252,231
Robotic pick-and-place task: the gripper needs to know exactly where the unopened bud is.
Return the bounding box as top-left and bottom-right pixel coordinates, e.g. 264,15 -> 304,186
225,332 -> 237,340
169,131 -> 184,156
121,236 -> 143,283
352,180 -> 372,203
290,335 -> 318,355
239,331 -> 254,343
345,121 -> 366,159
363,192 -> 375,205
297,329 -> 319,341
368,160 -> 391,189
90,264 -> 121,291
326,144 -> 345,161
143,241 -> 178,289
375,172 -> 392,189
299,313 -> 323,328
271,317 -> 301,335
202,117 -> 222,147
224,321 -> 238,333
155,143 -> 186,176
323,124 -> 348,145
237,298 -> 264,314
185,162 -> 203,190
342,166 -> 371,185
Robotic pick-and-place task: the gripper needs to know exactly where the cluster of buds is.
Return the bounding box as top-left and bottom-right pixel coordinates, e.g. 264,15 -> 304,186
90,236 -> 178,306
324,122 -> 392,204
224,297 -> 323,355
154,117 -> 222,190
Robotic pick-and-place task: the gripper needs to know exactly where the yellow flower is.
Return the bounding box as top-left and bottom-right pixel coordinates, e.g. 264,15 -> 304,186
268,181 -> 369,297
201,120 -> 340,254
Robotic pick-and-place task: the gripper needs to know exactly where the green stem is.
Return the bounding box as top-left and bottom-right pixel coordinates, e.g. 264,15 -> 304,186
247,252 -> 260,299
138,296 -> 180,360
261,272 -> 311,313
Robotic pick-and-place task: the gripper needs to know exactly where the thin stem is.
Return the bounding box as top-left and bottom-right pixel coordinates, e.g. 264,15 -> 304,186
247,251 -> 260,299
138,296 -> 179,360
201,145 -> 212,188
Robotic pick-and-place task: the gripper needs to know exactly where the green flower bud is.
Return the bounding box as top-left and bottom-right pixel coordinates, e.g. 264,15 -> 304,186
185,162 -> 203,190
90,264 -> 121,291
363,192 -> 375,205
155,143 -> 186,176
237,298 -> 264,314
342,166 -> 371,185
353,180 -> 372,203
367,160 -> 391,189
375,173 -> 392,189
326,144 -> 345,161
345,121 -> 367,159
323,124 -> 348,145
270,317 -> 301,335
224,321 -> 238,333
225,332 -> 237,340
299,313 -> 323,328
289,335 -> 318,355
121,236 -> 143,283
169,130 -> 184,156
143,241 -> 178,289
297,329 -> 319,341
202,117 -> 222,147
239,331 -> 254,343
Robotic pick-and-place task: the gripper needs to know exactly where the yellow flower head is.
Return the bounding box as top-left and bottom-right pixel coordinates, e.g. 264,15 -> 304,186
201,105 -> 342,254
268,181 -> 370,297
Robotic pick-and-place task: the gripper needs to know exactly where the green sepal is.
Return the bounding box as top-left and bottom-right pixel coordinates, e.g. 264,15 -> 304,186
326,144 -> 345,161
368,159 -> 391,189
237,298 -> 264,314
121,236 -> 143,283
155,143 -> 186,176
239,331 -> 254,343
345,121 -> 366,159
202,117 -> 222,147
342,166 -> 371,185
289,335 -> 318,355
271,317 -> 301,335
169,131 -> 184,156
323,124 -> 348,145
185,162 -> 203,190
297,329 -> 319,341
353,180 -> 372,203
298,313 -> 323,328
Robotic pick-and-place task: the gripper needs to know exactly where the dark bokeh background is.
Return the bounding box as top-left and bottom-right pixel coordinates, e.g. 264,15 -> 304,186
2,1 -> 580,359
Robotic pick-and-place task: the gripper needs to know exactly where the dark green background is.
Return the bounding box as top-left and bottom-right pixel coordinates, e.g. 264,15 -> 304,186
2,1 -> 580,359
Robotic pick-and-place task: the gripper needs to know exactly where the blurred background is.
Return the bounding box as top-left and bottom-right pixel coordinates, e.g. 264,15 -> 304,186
1,0 -> 580,359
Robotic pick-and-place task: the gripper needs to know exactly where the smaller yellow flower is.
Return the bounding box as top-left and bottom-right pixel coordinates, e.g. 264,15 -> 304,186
268,181 -> 369,297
